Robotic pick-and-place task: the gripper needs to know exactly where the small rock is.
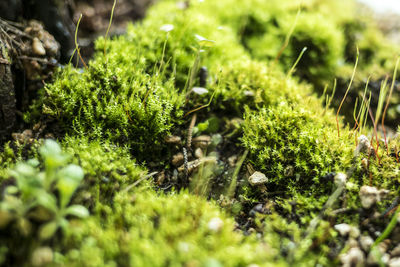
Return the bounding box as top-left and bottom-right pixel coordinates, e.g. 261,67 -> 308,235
355,135 -> 372,155
165,135 -> 181,144
249,204 -> 264,217
334,224 -> 360,238
392,244 -> 400,257
31,247 -> 53,266
160,24 -> 174,32
12,129 -> 33,143
360,235 -> 374,251
361,158 -> 368,170
32,37 -> 46,56
389,258 -> 400,267
192,135 -> 211,149
192,87 -> 209,95
340,247 -> 365,267
156,171 -> 166,185
359,186 -> 379,209
334,172 -> 347,187
378,189 -> 390,200
248,171 -> 268,186
244,90 -> 255,96
334,223 -> 351,236
208,217 -> 224,232
284,165 -> 294,177
194,148 -> 203,159
172,153 -> 184,167
228,155 -> 238,167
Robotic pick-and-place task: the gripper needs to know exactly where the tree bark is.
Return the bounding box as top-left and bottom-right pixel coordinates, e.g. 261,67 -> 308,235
0,41 -> 16,139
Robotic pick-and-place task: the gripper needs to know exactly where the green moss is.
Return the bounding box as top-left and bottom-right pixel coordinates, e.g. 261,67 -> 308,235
9,0 -> 400,265
62,136 -> 147,210
57,190 -> 286,267
38,62 -> 183,161
242,100 -> 354,192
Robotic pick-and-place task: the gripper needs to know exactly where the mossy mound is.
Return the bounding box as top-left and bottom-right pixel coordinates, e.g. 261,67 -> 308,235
1,0 -> 400,265
57,190 -> 285,267
242,101 -> 353,192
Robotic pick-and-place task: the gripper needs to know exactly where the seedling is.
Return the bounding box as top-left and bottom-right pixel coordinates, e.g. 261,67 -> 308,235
0,140 -> 88,240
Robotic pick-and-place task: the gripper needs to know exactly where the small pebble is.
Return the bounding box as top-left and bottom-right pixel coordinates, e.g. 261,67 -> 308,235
334,223 -> 351,236
392,244 -> 400,257
32,37 -> 46,56
194,148 -> 203,159
248,171 -> 268,186
160,24 -> 174,32
208,217 -> 224,232
360,235 -> 374,251
172,153 -> 184,167
164,135 -> 181,144
340,247 -> 365,267
31,247 -> 53,266
355,135 -> 372,155
359,186 -> 379,209
334,172 -> 347,187
192,135 -> 212,149
192,87 -> 209,95
228,155 -> 238,167
389,258 -> 400,267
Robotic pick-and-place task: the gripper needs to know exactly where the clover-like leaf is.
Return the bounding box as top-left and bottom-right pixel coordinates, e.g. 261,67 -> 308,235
57,164 -> 84,208
39,221 -> 58,240
64,205 -> 89,218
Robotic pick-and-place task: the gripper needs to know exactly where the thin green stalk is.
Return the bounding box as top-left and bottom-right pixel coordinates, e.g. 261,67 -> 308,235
69,14 -> 87,68
337,46 -> 359,137
382,57 -> 400,154
104,0 -> 117,59
287,47 -> 307,78
275,6 -> 301,62
373,205 -> 400,247
227,150 -> 248,198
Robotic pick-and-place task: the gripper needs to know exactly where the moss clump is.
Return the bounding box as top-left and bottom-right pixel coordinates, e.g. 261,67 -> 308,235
37,61 -> 184,161
242,100 -> 353,191
56,190 -> 285,267
62,136 -> 147,209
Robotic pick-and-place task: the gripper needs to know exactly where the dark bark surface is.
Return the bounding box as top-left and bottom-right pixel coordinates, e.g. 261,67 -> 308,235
0,43 -> 16,139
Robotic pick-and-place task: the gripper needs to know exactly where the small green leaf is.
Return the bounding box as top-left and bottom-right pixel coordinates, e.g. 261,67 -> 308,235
5,186 -> 18,195
39,139 -> 62,158
64,205 -> 89,218
61,164 -> 84,182
27,159 -> 40,167
39,221 -> 58,240
36,191 -> 58,213
195,34 -> 215,47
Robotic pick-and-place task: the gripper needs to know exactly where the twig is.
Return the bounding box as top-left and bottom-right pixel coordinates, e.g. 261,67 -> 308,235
186,113 -> 197,151
183,147 -> 189,181
184,91 -> 216,117
122,171 -> 158,192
